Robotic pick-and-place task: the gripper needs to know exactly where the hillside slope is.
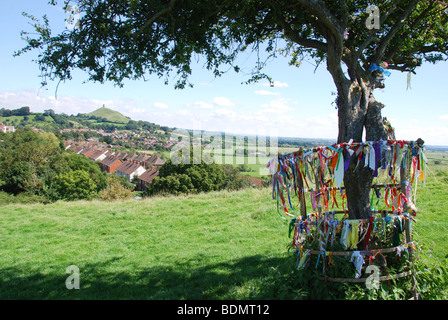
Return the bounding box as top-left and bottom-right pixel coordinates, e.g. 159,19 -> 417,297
0,187 -> 292,299
88,106 -> 130,124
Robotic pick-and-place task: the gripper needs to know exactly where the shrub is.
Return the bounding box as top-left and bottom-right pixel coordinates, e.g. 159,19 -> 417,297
146,174 -> 195,196
51,169 -> 98,201
0,161 -> 37,194
13,191 -> 49,204
0,191 -> 15,205
0,128 -> 63,195
64,153 -> 107,191
98,175 -> 133,201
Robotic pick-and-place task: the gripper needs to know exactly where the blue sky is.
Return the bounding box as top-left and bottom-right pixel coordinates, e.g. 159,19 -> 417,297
1,1 -> 447,146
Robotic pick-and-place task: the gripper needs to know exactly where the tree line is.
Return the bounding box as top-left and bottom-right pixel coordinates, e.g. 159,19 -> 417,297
0,106 -> 31,117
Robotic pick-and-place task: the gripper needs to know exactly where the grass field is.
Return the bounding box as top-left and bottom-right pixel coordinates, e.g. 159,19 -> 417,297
1,151 -> 447,300
0,188 -> 293,299
414,152 -> 448,262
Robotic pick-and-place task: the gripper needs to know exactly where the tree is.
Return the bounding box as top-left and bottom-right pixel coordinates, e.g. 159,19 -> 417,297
147,173 -> 195,196
16,1 -> 448,218
52,169 -> 98,201
155,157 -> 227,193
63,153 -> 108,191
98,174 -> 133,201
0,128 -> 64,194
0,161 -> 37,194
15,106 -> 31,116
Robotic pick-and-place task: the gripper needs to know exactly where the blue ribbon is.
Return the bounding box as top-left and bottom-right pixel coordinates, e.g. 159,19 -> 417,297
315,251 -> 326,269
369,63 -> 391,77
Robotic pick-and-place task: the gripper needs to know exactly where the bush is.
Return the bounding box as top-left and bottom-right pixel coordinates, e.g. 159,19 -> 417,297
145,158 -> 227,196
64,153 -> 107,191
0,191 -> 15,205
13,191 -> 48,204
51,170 -> 98,201
0,128 -> 63,195
146,173 -> 195,196
98,175 -> 133,201
0,161 -> 37,194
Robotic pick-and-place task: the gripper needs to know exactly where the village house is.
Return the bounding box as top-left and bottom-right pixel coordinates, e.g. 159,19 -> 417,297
0,122 -> 15,133
116,161 -> 146,182
135,152 -> 151,163
145,155 -> 165,167
63,141 -> 72,150
124,152 -> 139,161
116,152 -> 128,161
137,168 -> 159,191
79,148 -> 95,158
88,149 -> 108,162
99,155 -> 123,173
73,146 -> 84,154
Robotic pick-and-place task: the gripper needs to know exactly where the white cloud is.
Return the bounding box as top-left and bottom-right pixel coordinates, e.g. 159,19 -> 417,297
154,102 -> 168,109
186,101 -> 214,109
258,98 -> 296,114
254,90 -> 281,96
211,108 -> 236,118
3,89 -> 446,146
176,110 -> 193,117
213,96 -> 235,107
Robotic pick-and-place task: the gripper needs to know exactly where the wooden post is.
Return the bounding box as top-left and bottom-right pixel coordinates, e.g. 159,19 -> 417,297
297,165 -> 307,221
400,145 -> 413,244
315,166 -> 323,216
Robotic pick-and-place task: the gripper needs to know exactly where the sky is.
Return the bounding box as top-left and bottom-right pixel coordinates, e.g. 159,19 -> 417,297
1,1 -> 448,146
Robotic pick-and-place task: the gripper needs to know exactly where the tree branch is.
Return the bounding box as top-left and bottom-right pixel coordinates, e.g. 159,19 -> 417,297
138,0 -> 176,35
337,0 -> 349,27
279,18 -> 328,53
371,0 -> 420,65
355,0 -> 401,64
268,1 -> 328,52
295,0 -> 344,47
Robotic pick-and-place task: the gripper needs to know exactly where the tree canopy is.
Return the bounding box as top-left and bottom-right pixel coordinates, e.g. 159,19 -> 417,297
17,0 -> 448,90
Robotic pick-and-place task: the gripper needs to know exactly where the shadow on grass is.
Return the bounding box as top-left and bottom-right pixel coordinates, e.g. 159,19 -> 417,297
0,254 -> 296,300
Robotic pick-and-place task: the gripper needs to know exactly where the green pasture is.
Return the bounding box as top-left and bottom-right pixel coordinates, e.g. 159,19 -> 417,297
0,188 -> 291,299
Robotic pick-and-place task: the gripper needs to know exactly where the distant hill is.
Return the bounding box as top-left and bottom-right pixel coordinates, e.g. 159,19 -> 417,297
88,106 -> 130,124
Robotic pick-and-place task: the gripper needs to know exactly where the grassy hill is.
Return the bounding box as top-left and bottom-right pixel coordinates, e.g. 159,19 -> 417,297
0,188 -> 293,299
1,138 -> 447,300
1,166 -> 448,300
87,106 -> 130,124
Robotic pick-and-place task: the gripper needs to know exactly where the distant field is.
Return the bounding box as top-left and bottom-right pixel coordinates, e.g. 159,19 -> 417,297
425,150 -> 448,170
415,158 -> 448,262
159,146 -> 298,178
0,115 -> 54,124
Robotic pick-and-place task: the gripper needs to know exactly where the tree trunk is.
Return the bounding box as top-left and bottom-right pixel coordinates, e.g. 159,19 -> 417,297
332,73 -> 388,219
